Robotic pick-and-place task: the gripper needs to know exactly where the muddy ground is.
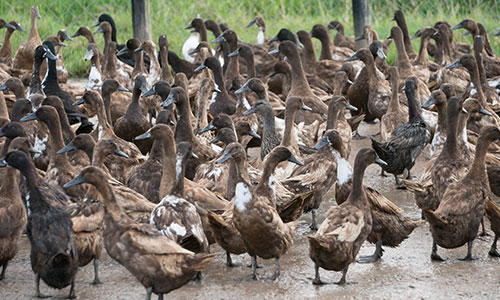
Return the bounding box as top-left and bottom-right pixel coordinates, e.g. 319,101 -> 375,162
1,121 -> 499,299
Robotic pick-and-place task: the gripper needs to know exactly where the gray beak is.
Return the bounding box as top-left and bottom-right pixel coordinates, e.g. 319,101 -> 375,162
135,45 -> 143,53
355,35 -> 364,41
116,47 -> 128,57
44,49 -> 58,61
375,158 -> 388,166
228,49 -> 240,58
313,136 -> 329,150
346,104 -> 358,111
118,85 -> 130,93
63,173 -> 86,189
446,60 -> 462,69
0,157 -> 7,167
301,104 -> 313,111
194,64 -> 207,73
242,107 -> 256,116
135,131 -> 152,140
62,31 -> 73,41
235,83 -> 250,94
4,23 -> 16,30
421,96 -> 436,109
248,129 -> 261,139
161,93 -> 176,107
141,87 -> 156,98
287,155 -> 304,166
215,152 -> 232,164
57,142 -> 76,154
450,24 -> 463,30
479,106 -> 493,116
0,82 -> 7,91
212,35 -> 226,43
114,148 -> 129,158
268,48 -> 279,55
20,112 -> 38,122
94,26 -> 103,34
246,19 -> 257,28
461,107 -> 468,114
73,98 -> 84,106
199,122 -> 215,134
344,53 -> 359,62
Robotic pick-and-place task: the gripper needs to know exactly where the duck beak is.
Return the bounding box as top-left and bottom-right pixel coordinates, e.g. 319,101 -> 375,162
376,47 -> 386,60
117,85 -> 130,93
194,64 -> 207,73
375,158 -> 388,166
296,40 -> 303,48
212,35 -> 226,43
235,82 -> 250,94
461,107 -> 468,114
20,112 -> 38,122
344,53 -> 359,62
140,82 -> 149,94
410,32 -> 419,40
116,47 -> 129,57
114,148 -> 129,158
141,87 -> 156,98
62,31 -> 73,41
92,20 -> 101,27
135,45 -> 143,53
4,23 -> 16,30
188,48 -> 199,55
346,103 -> 358,111
135,130 -> 152,140
287,155 -> 304,166
215,152 -> 232,164
228,49 -> 239,58
161,93 -> 176,107
485,47 -> 494,57
84,49 -> 94,61
242,107 -> 256,116
450,24 -> 463,30
199,122 -> 215,134
59,42 -> 67,47
268,71 -> 278,78
446,60 -> 462,69
268,36 -> 278,43
463,31 -> 470,36
246,19 -> 257,28
313,136 -> 329,150
213,86 -> 222,93
355,34 -> 364,41
301,104 -> 313,111
190,152 -> 199,159
268,48 -> 279,55
93,26 -> 103,35
0,157 -> 7,167
248,129 -> 261,139
185,23 -> 194,30
421,96 -> 436,109
495,29 -> 500,37
71,31 -> 80,38
44,49 -> 58,61
63,173 -> 87,189
72,98 -> 84,106
57,142 -> 76,154
479,106 -> 492,116
237,38 -> 243,43
0,82 -> 7,91
209,136 -> 219,144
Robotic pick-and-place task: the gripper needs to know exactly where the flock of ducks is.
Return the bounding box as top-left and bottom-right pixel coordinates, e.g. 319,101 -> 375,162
1,6 -> 500,299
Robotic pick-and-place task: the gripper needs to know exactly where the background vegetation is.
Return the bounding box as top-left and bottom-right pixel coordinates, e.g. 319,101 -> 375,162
1,0 -> 499,77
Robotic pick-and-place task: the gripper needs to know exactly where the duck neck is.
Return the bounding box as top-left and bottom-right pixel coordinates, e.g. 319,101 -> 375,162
159,46 -> 173,83
101,90 -> 115,127
225,40 -> 240,83
103,48 -> 116,78
287,50 -> 313,96
174,99 -> 195,144
91,53 -> 102,74
466,134 -> 493,181
441,109 -> 460,159
158,133 -> 176,199
199,26 -> 208,42
394,33 -> 412,69
244,54 -> 256,79
45,55 -> 59,88
29,13 -> 38,38
349,161 -> 368,203
0,164 -> 20,200
133,50 -> 146,75
171,152 -> 186,197
407,90 -> 423,123
97,179 -> 126,223
280,69 -> 292,97
281,106 -> 298,150
0,28 -> 14,58
467,63 -> 487,107
415,36 -> 429,66
226,160 -> 238,200
255,156 -> 279,198
45,116 -> 72,169
0,137 -> 11,158
473,42 -> 488,88
318,34 -> 333,60
388,76 -> 400,113
127,85 -> 142,116
301,36 -> 317,72
396,17 -> 416,58
22,162 -> 47,211
103,30 -> 112,47
233,155 -> 251,189
433,37 -> 444,65
0,93 -> 8,120
436,102 -> 447,134
55,106 -> 75,144
94,97 -> 113,134
326,104 -> 340,130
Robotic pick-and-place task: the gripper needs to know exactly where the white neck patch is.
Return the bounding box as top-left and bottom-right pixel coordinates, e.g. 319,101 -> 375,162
235,182 -> 252,212
334,150 -> 352,185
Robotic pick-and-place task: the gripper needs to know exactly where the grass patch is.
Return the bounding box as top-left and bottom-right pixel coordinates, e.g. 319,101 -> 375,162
1,0 -> 499,78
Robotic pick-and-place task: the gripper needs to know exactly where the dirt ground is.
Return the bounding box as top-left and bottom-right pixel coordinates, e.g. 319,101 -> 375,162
1,122 -> 500,300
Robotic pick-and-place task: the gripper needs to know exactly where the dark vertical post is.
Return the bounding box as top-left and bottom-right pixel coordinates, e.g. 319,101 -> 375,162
352,0 -> 370,49
132,0 -> 151,41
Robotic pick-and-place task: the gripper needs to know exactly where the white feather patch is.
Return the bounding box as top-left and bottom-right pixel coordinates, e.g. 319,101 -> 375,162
235,182 -> 252,212
335,150 -> 352,185
327,216 -> 364,242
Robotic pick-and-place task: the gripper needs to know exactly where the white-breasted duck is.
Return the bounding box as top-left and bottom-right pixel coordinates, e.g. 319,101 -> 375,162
84,43 -> 103,91
182,18 -> 201,63
308,148 -> 385,284
64,166 -> 215,300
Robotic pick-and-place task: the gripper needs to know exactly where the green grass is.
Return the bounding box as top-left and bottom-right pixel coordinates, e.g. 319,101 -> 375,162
1,0 -> 499,78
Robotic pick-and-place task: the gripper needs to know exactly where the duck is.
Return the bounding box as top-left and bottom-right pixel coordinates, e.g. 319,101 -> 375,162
84,43 -> 103,91
371,77 -> 431,185
216,143 -> 300,280
195,57 -> 236,116
114,75 -> 151,154
485,198 -> 500,257
182,21 -> 201,63
12,6 -> 42,73
0,21 -> 24,67
64,166 -> 216,300
246,16 -> 267,44
57,133 -> 95,162
380,67 -> 407,141
410,27 -> 440,73
281,130 -> 346,230
167,50 -> 196,79
310,24 -> 354,62
161,86 -> 217,179
100,78 -> 131,126
392,10 -> 417,60
0,138 -> 27,281
269,40 -> 328,124
26,44 -> 51,99
73,90 -> 145,183
157,35 -> 174,84
451,19 -> 493,56
422,89 -> 449,157
472,35 -> 500,107
137,40 -> 161,87
308,148 -> 385,285
1,150 -> 78,298
425,126 -> 500,261
327,21 -> 355,50
150,141 -> 209,254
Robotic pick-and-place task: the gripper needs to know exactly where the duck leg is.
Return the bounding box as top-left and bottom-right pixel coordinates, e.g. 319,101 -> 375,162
335,266 -> 348,285
268,258 -> 280,281
35,274 -> 50,298
459,241 -> 474,261
479,217 -> 488,236
431,241 -> 446,261
91,258 -> 102,285
352,130 -> 366,140
380,169 -> 387,177
67,278 -> 76,299
158,294 -> 164,300
0,262 -> 7,280
312,264 -> 324,285
145,287 -> 153,300
250,255 -> 259,280
357,240 -> 384,263
310,210 -> 319,230
193,272 -> 202,282
489,235 -> 500,257
226,252 -> 239,267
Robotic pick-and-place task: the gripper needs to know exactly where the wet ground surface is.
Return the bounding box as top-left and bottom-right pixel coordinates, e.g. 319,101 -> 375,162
1,122 -> 500,299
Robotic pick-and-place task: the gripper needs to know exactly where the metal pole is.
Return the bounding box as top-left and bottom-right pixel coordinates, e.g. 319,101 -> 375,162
132,0 -> 151,41
352,0 -> 369,50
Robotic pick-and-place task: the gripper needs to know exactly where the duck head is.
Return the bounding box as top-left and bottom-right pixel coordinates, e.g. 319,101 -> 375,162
142,81 -> 170,98
422,90 -> 447,109
94,21 -> 112,36
235,121 -> 260,139
135,123 -> 173,141
216,142 -> 246,164
71,26 -> 92,38
242,99 -> 273,116
246,16 -> 265,29
64,166 -> 108,189
345,48 -> 371,63
84,43 -> 98,61
199,114 -> 233,134
369,40 -> 386,60
268,28 -> 300,46
58,29 -> 72,42
210,127 -> 237,145
94,139 -> 128,158
0,122 -> 27,139
265,146 -> 303,167
57,134 -> 95,155
314,129 -> 346,156
161,86 -> 186,108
